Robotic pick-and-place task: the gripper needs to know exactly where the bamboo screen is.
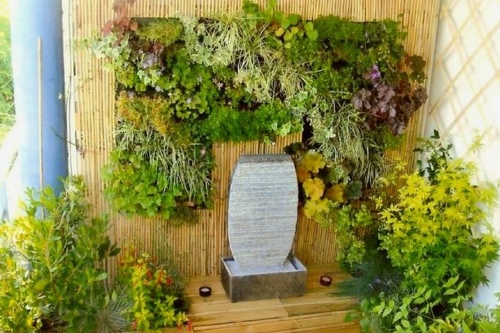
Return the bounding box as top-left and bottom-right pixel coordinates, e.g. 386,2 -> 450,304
63,0 -> 440,278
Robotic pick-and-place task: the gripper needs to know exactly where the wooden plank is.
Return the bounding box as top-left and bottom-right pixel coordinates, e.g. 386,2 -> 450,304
281,294 -> 358,316
190,300 -> 288,327
186,275 -> 225,296
183,264 -> 360,332
191,298 -> 285,316
193,310 -> 357,332
295,324 -> 361,333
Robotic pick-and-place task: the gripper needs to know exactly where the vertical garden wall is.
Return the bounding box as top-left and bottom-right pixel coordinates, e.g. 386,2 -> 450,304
63,0 -> 440,278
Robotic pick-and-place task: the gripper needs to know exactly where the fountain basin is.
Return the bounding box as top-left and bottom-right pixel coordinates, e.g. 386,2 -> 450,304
221,255 -> 307,302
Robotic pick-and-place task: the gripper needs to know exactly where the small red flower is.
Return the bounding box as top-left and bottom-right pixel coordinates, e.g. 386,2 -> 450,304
166,276 -> 173,286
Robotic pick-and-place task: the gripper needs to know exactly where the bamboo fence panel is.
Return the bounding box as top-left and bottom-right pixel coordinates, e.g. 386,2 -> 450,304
64,0 -> 440,279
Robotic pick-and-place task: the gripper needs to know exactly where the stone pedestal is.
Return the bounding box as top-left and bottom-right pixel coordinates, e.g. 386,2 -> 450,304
221,256 -> 307,302
222,154 -> 307,302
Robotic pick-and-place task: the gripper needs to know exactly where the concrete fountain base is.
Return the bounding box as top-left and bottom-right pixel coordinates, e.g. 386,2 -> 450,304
221,255 -> 307,302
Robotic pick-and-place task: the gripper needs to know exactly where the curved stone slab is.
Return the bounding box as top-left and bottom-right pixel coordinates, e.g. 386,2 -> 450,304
228,154 -> 298,270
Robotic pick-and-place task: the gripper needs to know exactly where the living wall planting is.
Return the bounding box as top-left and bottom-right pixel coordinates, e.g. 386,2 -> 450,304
88,0 -> 427,223
66,0 -> 440,277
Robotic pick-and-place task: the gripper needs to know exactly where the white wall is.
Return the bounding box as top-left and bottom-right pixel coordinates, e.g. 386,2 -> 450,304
426,0 -> 500,307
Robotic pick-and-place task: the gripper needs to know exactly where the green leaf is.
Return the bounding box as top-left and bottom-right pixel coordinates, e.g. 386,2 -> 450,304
108,246 -> 121,257
393,311 -> 403,323
284,30 -> 294,41
344,311 -> 359,322
477,321 -> 500,333
443,288 -> 456,295
462,323 -> 474,333
414,297 -> 425,305
287,14 -> 301,26
305,29 -> 318,41
95,272 -> 108,281
382,307 -> 392,317
275,27 -> 285,37
443,276 -> 458,288
34,279 -> 50,291
302,21 -> 311,31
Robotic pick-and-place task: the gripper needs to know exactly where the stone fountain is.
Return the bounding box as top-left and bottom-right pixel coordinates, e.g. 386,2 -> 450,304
221,154 -> 307,302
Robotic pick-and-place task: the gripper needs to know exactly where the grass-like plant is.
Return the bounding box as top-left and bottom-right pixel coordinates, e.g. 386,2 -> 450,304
76,286 -> 133,333
103,122 -> 213,222
301,99 -> 388,186
135,18 -> 183,48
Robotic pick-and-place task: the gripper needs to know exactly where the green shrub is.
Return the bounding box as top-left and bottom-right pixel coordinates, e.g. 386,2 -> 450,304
380,155 -> 498,299
354,133 -> 500,332
0,177 -> 123,332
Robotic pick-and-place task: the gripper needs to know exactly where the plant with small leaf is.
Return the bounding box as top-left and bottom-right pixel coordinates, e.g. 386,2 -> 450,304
476,292 -> 500,333
414,129 -> 453,182
356,275 -> 500,333
316,204 -> 376,268
202,100 -> 299,143
102,148 -> 181,220
103,122 -> 213,222
117,248 -> 190,331
354,132 -> 500,332
352,63 -> 428,135
286,144 -> 367,221
0,8 -> 14,143
0,177 -> 121,332
379,137 -> 499,301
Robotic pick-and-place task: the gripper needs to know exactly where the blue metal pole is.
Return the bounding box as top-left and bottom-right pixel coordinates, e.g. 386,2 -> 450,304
9,0 -> 68,195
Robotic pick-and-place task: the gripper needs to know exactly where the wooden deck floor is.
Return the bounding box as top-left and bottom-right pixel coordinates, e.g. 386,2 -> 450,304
179,263 -> 361,333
